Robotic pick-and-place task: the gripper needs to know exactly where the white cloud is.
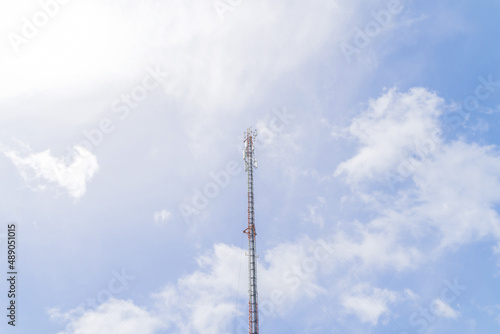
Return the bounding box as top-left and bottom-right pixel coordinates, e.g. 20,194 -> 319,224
404,288 -> 419,301
52,244 -> 246,334
0,1 -> 146,102
336,86 -> 500,252
411,141 -> 500,250
332,86 -> 500,325
49,299 -> 163,334
430,299 -> 460,319
0,0 -> 343,130
50,229 -> 425,333
123,0 -> 356,162
48,230 -> 426,332
327,220 -> 422,273
1,144 -> 98,199
259,239 -> 326,308
303,197 -> 327,228
148,0 -> 339,111
50,240 -> 330,333
341,284 -> 398,325
335,87 -> 444,184
154,210 -> 172,224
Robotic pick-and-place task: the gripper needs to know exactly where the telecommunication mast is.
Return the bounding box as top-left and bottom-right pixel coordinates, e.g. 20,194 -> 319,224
243,127 -> 259,334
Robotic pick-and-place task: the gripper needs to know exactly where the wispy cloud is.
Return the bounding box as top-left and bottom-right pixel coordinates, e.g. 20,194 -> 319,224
49,299 -> 162,334
335,87 -> 500,252
335,87 -> 443,184
1,143 -> 98,199
341,284 -> 399,325
430,298 -> 460,319
154,209 -> 172,224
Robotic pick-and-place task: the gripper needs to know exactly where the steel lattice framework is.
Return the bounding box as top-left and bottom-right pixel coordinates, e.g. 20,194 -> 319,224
243,127 -> 259,334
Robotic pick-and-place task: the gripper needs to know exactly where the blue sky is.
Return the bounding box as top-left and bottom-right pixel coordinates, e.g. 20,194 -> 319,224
1,0 -> 500,333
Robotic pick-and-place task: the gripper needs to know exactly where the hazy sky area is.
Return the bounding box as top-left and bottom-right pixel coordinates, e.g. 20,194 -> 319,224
1,0 -> 500,333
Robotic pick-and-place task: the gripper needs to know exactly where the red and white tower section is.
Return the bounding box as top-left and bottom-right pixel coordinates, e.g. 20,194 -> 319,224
243,127 -> 259,334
